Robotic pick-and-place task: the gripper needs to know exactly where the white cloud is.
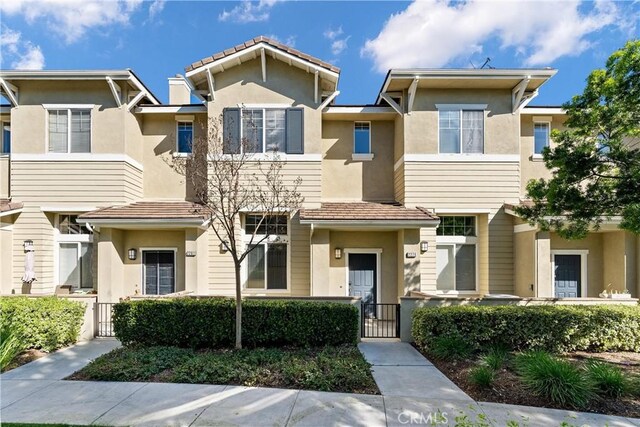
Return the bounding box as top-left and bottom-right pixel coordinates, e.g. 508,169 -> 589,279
324,25 -> 350,56
0,25 -> 45,70
362,0 -> 627,72
0,0 -> 143,44
266,34 -> 296,47
148,0 -> 165,21
219,0 -> 282,24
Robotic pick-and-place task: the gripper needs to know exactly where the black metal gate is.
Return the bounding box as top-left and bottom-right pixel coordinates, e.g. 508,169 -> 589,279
361,303 -> 400,338
96,302 -> 115,337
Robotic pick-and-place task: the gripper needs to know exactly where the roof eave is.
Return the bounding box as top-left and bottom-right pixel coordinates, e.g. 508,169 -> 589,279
299,219 -> 440,228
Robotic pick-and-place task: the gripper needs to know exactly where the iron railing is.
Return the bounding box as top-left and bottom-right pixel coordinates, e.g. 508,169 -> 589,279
96,302 -> 115,337
361,303 -> 400,338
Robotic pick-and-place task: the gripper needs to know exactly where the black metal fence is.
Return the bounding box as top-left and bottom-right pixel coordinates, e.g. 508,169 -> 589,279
96,302 -> 115,337
361,303 -> 400,338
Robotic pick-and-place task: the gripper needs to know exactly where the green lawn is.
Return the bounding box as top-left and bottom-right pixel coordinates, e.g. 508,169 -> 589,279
68,345 -> 379,394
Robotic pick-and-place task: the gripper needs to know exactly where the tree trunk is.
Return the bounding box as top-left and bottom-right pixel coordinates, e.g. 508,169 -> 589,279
234,262 -> 242,349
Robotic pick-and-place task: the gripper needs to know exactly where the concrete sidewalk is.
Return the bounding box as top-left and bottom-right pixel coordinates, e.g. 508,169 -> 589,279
1,339 -> 639,426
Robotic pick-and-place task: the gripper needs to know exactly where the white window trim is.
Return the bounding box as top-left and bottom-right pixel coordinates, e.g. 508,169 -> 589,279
54,213 -> 94,289
1,120 -> 9,155
533,120 -> 551,158
45,105 -> 93,154
175,120 -> 194,153
140,247 -> 178,296
239,107 -> 289,155
344,248 -> 383,304
436,106 -> 486,155
353,120 -> 372,155
550,249 -> 588,298
241,214 -> 291,292
435,215 -> 479,294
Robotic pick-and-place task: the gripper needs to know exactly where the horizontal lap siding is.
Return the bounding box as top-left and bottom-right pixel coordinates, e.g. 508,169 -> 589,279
404,161 -> 519,294
394,163 -> 405,205
9,161 -> 143,293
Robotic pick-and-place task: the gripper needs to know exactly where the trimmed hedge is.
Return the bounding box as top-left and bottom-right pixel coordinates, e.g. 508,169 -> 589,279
113,298 -> 359,348
412,305 -> 640,354
0,296 -> 85,352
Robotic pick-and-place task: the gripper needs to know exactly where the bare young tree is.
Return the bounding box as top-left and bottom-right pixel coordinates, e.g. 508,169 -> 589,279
170,115 -> 304,349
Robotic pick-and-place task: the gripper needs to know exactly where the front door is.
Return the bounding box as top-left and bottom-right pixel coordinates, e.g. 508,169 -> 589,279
349,253 -> 376,316
554,254 -> 581,298
143,250 -> 175,295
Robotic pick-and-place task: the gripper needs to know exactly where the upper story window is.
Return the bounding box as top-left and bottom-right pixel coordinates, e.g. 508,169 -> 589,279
354,122 -> 371,154
436,216 -> 476,237
177,121 -> 193,153
223,107 -> 303,155
48,109 -> 91,153
244,214 -> 288,235
534,122 -> 550,155
1,122 -> 9,154
438,108 -> 484,154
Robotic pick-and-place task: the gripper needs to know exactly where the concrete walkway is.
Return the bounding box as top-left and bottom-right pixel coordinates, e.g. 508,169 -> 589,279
1,339 -> 638,426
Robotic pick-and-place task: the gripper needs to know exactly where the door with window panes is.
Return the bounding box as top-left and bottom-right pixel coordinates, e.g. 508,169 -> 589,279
435,216 -> 477,292
57,215 -> 93,289
244,215 -> 288,290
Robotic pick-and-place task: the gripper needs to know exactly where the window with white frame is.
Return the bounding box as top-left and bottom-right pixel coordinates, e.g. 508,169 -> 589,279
244,214 -> 288,290
57,214 -> 93,289
354,122 -> 371,154
222,107 -> 303,155
438,109 -> 484,154
48,109 -> 91,153
1,122 -> 9,154
534,122 -> 550,155
436,216 -> 477,292
177,121 -> 193,153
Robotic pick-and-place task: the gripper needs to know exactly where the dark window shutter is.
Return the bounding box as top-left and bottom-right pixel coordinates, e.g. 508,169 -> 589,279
285,108 -> 304,154
223,108 -> 240,154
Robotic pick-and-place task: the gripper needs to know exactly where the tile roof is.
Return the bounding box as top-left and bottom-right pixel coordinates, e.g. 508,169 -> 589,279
0,199 -> 23,213
78,201 -> 210,221
300,202 -> 438,222
185,35 -> 340,74
503,200 -> 534,212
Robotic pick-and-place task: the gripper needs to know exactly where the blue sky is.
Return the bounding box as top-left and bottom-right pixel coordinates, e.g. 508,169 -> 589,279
1,0 -> 638,106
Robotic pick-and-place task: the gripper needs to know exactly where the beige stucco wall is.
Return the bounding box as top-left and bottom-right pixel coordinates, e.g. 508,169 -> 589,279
520,114 -> 567,195
314,230 -> 399,303
404,89 -> 518,155
514,230 -> 536,297
141,114 -> 207,200
321,120 -> 395,201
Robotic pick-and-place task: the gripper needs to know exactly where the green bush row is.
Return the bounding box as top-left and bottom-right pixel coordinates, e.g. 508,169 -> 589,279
113,298 -> 359,348
412,305 -> 640,353
0,296 -> 85,352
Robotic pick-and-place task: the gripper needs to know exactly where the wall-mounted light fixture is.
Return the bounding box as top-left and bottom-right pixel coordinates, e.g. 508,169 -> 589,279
334,247 -> 342,259
128,248 -> 137,261
219,241 -> 228,254
420,241 -> 429,253
23,240 -> 34,251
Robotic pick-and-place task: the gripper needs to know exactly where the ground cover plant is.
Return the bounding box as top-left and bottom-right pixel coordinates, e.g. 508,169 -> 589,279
68,344 -> 379,394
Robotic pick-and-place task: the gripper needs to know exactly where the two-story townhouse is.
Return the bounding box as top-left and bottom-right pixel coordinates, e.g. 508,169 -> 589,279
1,36 -> 638,306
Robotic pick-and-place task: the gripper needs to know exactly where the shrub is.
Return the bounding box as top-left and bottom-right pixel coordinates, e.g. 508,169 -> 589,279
412,305 -> 640,354
113,298 -> 359,348
482,346 -> 508,371
428,335 -> 472,360
585,360 -> 627,398
0,297 -> 85,351
469,365 -> 494,388
515,351 -> 594,409
0,323 -> 26,371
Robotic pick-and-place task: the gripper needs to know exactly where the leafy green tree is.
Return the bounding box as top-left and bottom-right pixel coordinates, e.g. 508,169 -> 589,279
518,40 -> 640,239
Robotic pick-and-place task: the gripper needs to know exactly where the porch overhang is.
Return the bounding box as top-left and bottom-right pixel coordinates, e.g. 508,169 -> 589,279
0,199 -> 23,218
505,202 -> 624,233
300,202 -> 440,230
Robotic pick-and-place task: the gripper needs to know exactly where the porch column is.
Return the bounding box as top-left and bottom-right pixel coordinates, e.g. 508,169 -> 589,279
397,229 -> 420,297
310,229 -> 330,296
535,231 -> 552,297
185,229 -> 209,295
97,227 -> 124,303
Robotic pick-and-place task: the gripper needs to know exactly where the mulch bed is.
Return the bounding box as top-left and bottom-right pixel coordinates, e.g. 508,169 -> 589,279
418,346 -> 640,418
2,349 -> 47,373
